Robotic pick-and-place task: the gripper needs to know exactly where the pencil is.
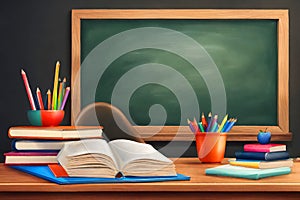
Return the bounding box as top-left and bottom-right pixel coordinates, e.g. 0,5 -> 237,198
208,115 -> 218,132
206,112 -> 213,132
21,69 -> 36,110
60,87 -> 70,110
47,89 -> 51,110
201,112 -> 208,130
217,114 -> 228,132
52,61 -> 60,110
36,87 -> 44,110
57,79 -> 63,110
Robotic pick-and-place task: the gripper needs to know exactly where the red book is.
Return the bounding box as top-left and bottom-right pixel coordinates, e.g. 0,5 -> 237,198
4,151 -> 58,165
244,143 -> 286,153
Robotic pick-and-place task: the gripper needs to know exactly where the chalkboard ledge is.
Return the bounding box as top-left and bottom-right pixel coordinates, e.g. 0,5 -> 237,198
136,126 -> 292,142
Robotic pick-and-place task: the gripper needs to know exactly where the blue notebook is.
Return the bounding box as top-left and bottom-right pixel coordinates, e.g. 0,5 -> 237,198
11,165 -> 190,184
205,164 -> 291,180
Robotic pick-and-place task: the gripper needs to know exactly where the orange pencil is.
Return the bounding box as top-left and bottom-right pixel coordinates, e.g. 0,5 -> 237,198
36,87 -> 44,110
47,89 -> 51,110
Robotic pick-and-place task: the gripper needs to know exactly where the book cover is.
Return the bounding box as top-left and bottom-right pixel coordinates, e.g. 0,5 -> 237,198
8,126 -> 103,140
229,158 -> 294,169
11,165 -> 190,185
12,139 -> 68,151
4,151 -> 58,165
244,143 -> 286,153
235,151 -> 290,161
205,164 -> 291,180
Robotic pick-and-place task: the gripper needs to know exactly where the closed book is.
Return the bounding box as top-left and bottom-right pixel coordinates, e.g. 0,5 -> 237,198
235,151 -> 290,161
205,164 -> 291,180
244,143 -> 286,153
229,158 -> 294,169
8,126 -> 103,140
11,139 -> 68,151
4,151 -> 58,165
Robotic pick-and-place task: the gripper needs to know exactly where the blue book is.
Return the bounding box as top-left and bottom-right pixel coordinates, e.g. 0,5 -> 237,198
11,139 -> 65,152
205,164 -> 291,180
11,165 -> 190,185
235,151 -> 290,161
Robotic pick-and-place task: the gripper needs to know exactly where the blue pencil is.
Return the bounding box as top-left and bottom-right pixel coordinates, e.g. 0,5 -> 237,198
206,112 -> 213,132
221,119 -> 232,132
224,118 -> 237,132
187,119 -> 196,133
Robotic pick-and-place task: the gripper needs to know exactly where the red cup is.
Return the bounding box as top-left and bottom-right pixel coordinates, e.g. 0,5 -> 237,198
27,110 -> 64,126
196,132 -> 227,163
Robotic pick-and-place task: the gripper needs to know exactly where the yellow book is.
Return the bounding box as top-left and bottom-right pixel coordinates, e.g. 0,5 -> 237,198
229,159 -> 293,169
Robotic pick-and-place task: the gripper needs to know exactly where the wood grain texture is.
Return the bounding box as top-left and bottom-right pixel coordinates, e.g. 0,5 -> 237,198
0,158 -> 299,193
71,9 -> 290,141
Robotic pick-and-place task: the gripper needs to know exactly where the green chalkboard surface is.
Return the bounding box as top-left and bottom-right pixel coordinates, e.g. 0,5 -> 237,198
80,19 -> 278,126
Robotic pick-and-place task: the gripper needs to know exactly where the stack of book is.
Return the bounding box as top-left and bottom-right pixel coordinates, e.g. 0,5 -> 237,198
4,126 -> 103,165
206,143 -> 293,180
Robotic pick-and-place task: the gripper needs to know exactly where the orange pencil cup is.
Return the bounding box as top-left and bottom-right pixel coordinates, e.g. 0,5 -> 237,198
196,132 -> 227,163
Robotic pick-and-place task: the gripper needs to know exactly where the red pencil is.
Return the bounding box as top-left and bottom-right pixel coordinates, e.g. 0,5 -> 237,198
21,69 -> 36,110
36,87 -> 44,110
201,112 -> 208,129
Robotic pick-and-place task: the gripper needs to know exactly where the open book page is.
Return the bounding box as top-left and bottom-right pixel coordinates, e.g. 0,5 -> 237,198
57,139 -> 119,177
109,139 -> 176,176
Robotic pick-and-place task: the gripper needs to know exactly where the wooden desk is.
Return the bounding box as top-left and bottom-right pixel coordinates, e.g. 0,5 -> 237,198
0,158 -> 300,200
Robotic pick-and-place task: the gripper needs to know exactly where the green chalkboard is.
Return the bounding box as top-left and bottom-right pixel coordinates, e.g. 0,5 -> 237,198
79,19 -> 278,126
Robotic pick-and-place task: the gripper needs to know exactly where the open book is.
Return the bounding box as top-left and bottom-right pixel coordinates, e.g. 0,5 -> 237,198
57,139 -> 176,178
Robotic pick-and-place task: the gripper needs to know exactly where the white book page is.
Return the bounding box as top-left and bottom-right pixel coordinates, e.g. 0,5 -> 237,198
57,139 -> 119,170
108,139 -> 172,170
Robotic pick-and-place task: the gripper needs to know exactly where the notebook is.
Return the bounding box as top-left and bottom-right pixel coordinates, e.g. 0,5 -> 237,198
11,165 -> 190,185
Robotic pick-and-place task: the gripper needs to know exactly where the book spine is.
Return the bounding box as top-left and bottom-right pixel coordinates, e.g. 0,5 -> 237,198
244,146 -> 270,153
235,152 -> 266,160
265,152 -> 290,161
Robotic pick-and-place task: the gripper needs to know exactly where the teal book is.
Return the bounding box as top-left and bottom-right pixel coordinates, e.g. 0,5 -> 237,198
205,164 -> 291,180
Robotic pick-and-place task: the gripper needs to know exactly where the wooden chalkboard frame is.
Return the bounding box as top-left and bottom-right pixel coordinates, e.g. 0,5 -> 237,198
71,9 -> 290,141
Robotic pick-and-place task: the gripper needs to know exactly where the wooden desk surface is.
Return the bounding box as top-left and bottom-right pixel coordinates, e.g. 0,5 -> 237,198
1,158 -> 300,199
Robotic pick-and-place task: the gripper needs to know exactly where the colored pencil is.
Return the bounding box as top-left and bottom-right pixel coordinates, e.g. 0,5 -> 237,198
201,112 -> 208,130
36,87 -> 44,110
221,118 -> 232,132
187,119 -> 195,133
52,61 -> 60,110
47,89 -> 51,110
224,118 -> 237,132
206,113 -> 213,132
60,87 -> 70,110
57,79 -> 63,110
217,114 -> 228,132
198,122 -> 205,132
208,115 -> 218,132
21,69 -> 36,110
193,118 -> 199,132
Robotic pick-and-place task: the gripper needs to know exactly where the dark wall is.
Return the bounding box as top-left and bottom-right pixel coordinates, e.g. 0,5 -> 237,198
1,0 -> 300,162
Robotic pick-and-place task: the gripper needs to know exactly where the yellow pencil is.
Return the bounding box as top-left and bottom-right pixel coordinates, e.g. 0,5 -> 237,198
52,61 -> 60,110
217,114 -> 228,132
